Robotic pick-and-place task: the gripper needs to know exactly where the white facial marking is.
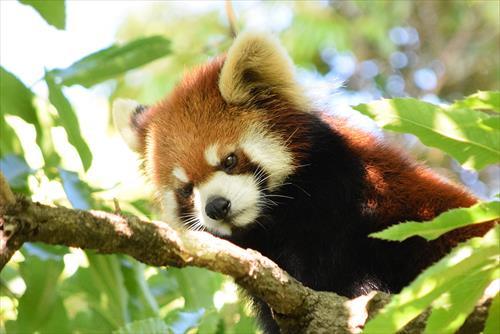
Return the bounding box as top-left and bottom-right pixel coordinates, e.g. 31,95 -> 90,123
144,130 -> 156,181
193,187 -> 203,213
192,171 -> 260,236
162,190 -> 179,224
204,144 -> 220,166
172,166 -> 189,183
241,127 -> 294,190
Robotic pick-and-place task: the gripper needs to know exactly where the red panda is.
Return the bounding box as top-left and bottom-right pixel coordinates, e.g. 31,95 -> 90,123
113,32 -> 492,333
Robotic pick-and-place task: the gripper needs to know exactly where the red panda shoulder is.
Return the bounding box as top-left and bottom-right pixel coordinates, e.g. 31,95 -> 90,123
322,114 -> 490,245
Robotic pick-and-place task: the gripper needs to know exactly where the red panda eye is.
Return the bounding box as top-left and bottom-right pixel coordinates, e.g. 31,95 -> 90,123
178,184 -> 193,198
222,153 -> 238,171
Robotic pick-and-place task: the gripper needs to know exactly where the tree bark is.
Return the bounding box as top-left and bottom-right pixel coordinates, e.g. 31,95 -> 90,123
0,187 -> 493,333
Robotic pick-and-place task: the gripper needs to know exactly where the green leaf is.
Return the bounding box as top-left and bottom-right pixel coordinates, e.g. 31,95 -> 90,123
13,244 -> 70,334
146,270 -> 181,306
1,67 -> 60,167
364,225 -> 499,334
452,91 -> 500,113
169,267 -> 223,309
370,201 -> 500,241
425,266 -> 498,334
50,36 -> 171,87
61,253 -> 130,329
354,97 -> 500,170
19,0 -> 65,30
0,117 -> 24,157
484,294 -> 500,334
120,258 -> 160,320
114,318 -> 170,334
480,116 -> 500,130
86,253 -> 130,327
0,67 -> 39,129
45,73 -> 93,171
197,309 -> 223,334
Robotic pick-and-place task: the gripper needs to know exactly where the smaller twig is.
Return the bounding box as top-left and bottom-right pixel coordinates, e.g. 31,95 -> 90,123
113,198 -> 122,215
0,172 -> 15,209
0,171 -> 20,272
225,0 -> 238,39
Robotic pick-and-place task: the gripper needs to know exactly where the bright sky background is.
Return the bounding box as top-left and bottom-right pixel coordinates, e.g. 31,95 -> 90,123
0,1 -> 231,87
1,1 -> 159,202
2,1 -> 132,85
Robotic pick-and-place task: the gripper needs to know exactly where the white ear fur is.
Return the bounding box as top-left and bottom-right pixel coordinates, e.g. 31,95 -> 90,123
219,31 -> 309,110
112,98 -> 141,152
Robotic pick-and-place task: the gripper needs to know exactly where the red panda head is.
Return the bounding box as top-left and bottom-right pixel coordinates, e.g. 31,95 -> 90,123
113,32 -> 314,236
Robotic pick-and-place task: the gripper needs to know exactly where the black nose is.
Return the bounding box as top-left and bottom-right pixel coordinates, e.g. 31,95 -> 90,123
205,196 -> 231,220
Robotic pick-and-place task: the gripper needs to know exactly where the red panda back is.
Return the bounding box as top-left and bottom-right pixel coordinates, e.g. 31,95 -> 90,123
322,114 -> 492,250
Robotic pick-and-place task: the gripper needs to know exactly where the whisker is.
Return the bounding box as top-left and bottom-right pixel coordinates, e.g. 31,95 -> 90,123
264,194 -> 295,200
284,127 -> 300,147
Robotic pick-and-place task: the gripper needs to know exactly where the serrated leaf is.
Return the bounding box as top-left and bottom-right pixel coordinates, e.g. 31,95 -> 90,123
425,266 -> 498,334
354,97 -> 500,170
114,318 -> 170,334
50,36 -> 171,87
484,294 -> 500,334
45,73 -> 92,171
19,0 -> 65,30
370,201 -> 500,241
452,91 -> 500,113
364,225 -> 499,334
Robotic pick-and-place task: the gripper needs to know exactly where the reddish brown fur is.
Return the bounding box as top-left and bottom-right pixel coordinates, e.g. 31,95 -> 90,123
322,115 -> 493,256
138,58 -> 256,188
130,48 -> 495,334
138,58 -> 315,190
137,56 -> 491,250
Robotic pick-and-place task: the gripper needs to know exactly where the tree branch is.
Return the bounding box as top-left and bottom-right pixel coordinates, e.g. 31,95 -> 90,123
0,193 -> 492,333
0,172 -> 18,268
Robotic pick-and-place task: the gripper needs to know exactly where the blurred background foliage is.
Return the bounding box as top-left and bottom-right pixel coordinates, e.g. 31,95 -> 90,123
0,1 -> 498,333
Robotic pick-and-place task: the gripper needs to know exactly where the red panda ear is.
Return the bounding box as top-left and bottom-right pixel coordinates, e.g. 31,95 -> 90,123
112,98 -> 148,152
219,31 -> 310,111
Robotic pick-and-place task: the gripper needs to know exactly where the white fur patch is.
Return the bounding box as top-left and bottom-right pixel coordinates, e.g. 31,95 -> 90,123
162,190 -> 179,224
240,127 -> 294,190
144,130 -> 156,184
112,98 -> 141,151
195,171 -> 260,235
172,166 -> 189,183
204,144 -> 219,166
